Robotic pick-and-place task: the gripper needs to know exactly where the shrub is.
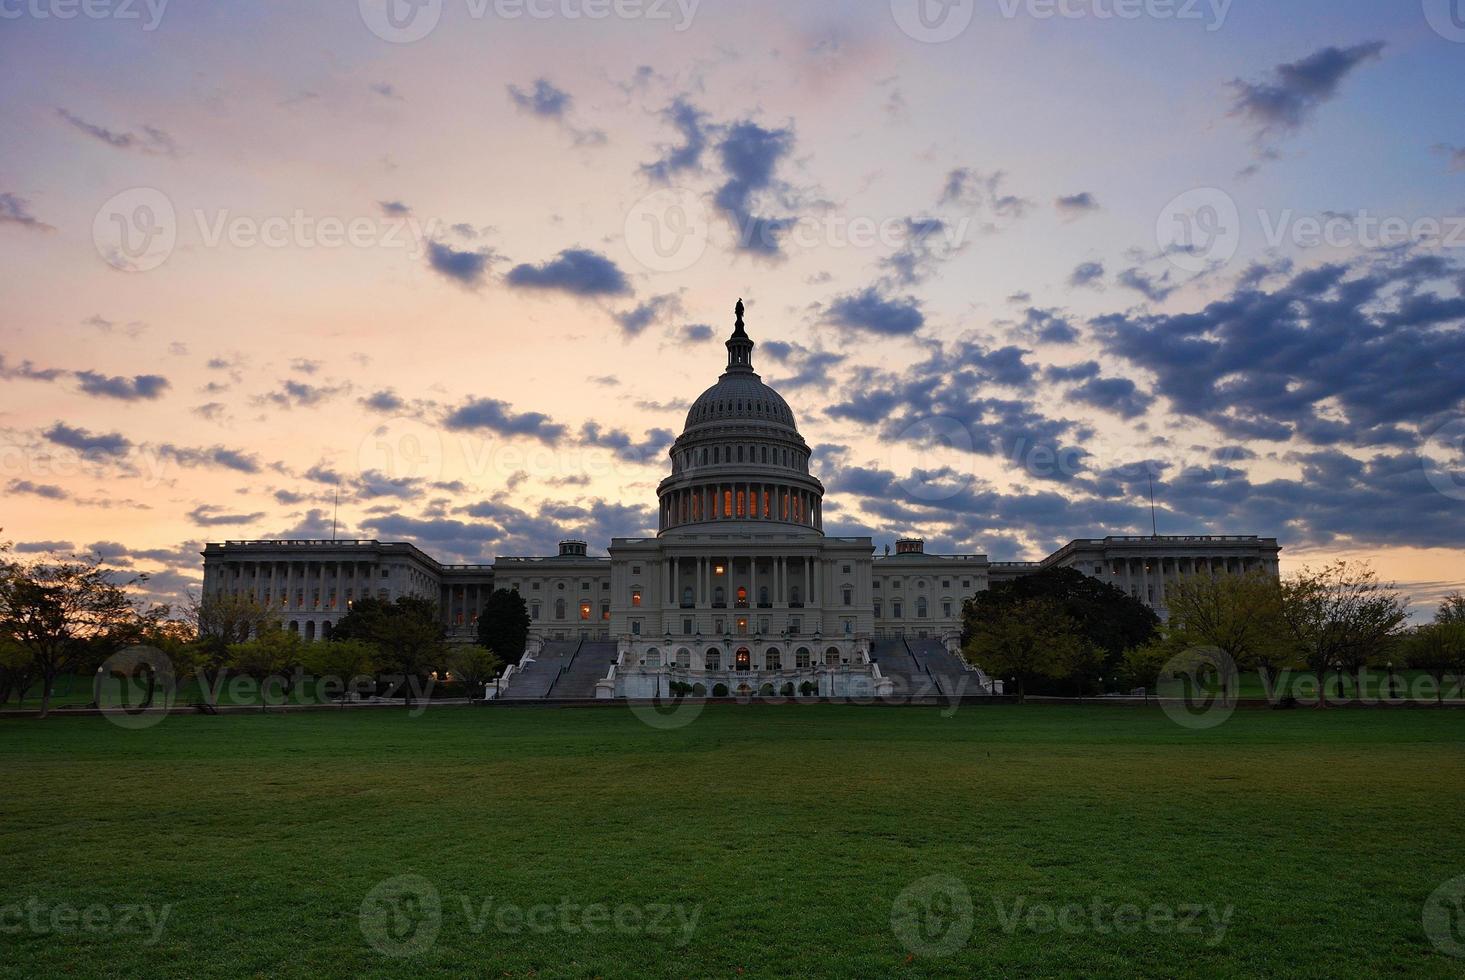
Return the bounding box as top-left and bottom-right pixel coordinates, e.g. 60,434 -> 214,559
800,681 -> 817,697
759,683 -> 775,697
780,682 -> 795,697
692,683 -> 707,697
712,683 -> 729,697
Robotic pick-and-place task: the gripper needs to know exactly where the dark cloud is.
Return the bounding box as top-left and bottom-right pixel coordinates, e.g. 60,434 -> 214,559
304,463 -> 344,485
289,358 -> 322,375
442,397 -> 568,443
426,240 -> 495,288
56,108 -> 178,156
938,168 -> 1031,221
882,217 -> 962,286
7,479 -> 68,500
156,444 -> 262,473
1092,250 -> 1465,445
43,422 -> 132,457
761,341 -> 846,390
1011,307 -> 1080,345
614,293 -> 681,337
74,370 -> 169,401
506,78 -> 605,145
1055,192 -> 1100,218
378,200 -> 411,216
0,192 -> 54,231
1432,143 -> 1465,173
679,323 -> 715,342
642,97 -> 709,183
579,422 -> 675,462
506,248 -> 631,297
1228,42 -> 1385,151
360,389 -> 406,413
713,120 -> 796,256
14,540 -> 74,553
370,82 -> 402,100
1066,376 -> 1154,420
0,355 -> 66,382
260,380 -> 346,409
1068,261 -> 1105,289
824,286 -> 925,336
187,505 -> 264,527
507,78 -> 571,117
1116,266 -> 1178,303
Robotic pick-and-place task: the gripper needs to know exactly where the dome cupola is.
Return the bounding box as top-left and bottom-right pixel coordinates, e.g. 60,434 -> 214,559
656,300 -> 825,536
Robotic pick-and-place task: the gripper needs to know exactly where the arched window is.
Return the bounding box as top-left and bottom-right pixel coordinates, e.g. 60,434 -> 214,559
645,648 -> 661,667
735,648 -> 751,671
682,586 -> 694,606
705,648 -> 721,670
736,586 -> 748,607
795,647 -> 811,668
555,598 -> 566,619
675,648 -> 691,668
825,646 -> 840,666
917,597 -> 928,618
790,585 -> 801,606
288,620 -> 299,634
765,648 -> 782,670
758,586 -> 769,606
305,621 -> 316,642
714,586 -> 725,606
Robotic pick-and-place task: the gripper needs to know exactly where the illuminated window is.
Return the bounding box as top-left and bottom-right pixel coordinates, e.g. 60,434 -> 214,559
580,602 -> 591,621
631,589 -> 642,607
736,489 -> 746,517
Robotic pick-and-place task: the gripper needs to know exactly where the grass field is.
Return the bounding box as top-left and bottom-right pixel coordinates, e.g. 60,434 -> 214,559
3,705 -> 1464,977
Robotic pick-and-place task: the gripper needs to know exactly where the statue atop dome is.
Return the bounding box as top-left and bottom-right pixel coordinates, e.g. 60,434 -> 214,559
725,297 -> 754,373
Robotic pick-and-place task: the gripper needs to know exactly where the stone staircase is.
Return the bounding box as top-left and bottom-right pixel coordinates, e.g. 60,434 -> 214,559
547,641 -> 619,698
906,637 -> 985,697
499,639 -> 581,699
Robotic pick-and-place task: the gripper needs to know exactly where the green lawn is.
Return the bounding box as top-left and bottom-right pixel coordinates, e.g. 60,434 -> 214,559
2,705 -> 1463,978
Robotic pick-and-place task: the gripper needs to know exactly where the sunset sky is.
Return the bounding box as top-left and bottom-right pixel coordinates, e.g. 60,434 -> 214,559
1,0 -> 1463,616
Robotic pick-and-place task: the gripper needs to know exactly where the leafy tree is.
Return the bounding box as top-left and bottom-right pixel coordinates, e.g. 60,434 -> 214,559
0,636 -> 35,706
304,638 -> 377,703
333,596 -> 448,699
962,567 -> 1158,689
1164,569 -> 1287,689
228,625 -> 307,708
1277,561 -> 1408,707
1436,591 -> 1465,626
0,554 -> 161,717
1404,622 -> 1465,705
447,645 -> 503,699
184,591 -> 278,707
963,597 -> 1083,702
1121,639 -> 1177,701
476,588 -> 531,665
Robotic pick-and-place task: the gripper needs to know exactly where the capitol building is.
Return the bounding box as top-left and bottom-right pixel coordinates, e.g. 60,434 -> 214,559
203,302 -> 1281,699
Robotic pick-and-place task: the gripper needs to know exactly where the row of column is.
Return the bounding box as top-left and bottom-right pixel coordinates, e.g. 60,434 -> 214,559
1114,555 -> 1267,608
660,555 -> 822,609
215,560 -> 379,612
661,483 -> 822,530
444,583 -> 491,627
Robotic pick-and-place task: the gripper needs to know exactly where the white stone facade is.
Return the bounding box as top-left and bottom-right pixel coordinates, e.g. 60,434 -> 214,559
200,303 -> 1281,695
